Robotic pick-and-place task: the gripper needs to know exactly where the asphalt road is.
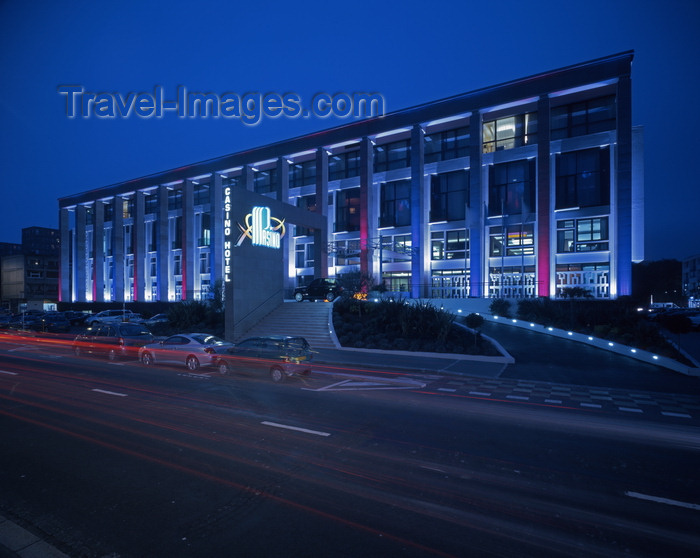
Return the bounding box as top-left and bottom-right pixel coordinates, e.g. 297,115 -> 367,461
0,336 -> 699,557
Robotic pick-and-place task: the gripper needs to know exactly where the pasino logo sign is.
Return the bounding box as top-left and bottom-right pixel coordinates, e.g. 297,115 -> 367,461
236,206 -> 285,249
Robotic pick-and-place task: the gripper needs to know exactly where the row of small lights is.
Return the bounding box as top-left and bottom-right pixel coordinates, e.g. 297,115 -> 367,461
455,310 -> 660,361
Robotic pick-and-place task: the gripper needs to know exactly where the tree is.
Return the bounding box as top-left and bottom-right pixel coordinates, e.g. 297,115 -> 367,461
464,313 -> 485,346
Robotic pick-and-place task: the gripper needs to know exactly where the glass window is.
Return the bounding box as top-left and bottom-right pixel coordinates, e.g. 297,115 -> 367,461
335,188 -> 361,232
430,170 -> 468,222
168,189 -> 183,210
555,147 -> 610,209
254,168 -> 277,194
482,113 -> 537,153
295,195 -> 316,237
488,159 -> 536,216
425,126 -> 470,163
380,180 -> 411,228
374,140 -> 410,172
193,183 -> 210,205
289,160 -> 317,188
431,230 -> 469,260
329,150 -> 360,180
489,224 -> 535,256
551,95 -> 616,140
556,217 -> 609,252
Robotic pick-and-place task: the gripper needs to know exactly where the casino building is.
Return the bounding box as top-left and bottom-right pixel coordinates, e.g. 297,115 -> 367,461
58,51 -> 644,320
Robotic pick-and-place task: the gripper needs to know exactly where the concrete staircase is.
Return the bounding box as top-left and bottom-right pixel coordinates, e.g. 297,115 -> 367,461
234,301 -> 336,349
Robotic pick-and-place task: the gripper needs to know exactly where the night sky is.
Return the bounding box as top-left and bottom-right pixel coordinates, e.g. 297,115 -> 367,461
1,0 -> 698,261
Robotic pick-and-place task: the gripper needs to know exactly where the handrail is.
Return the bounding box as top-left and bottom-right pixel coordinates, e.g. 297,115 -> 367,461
232,288 -> 285,329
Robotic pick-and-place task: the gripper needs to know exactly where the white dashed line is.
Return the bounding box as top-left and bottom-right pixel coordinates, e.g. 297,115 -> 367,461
261,421 -> 330,437
619,407 -> 643,413
0,370 -> 19,376
506,395 -> 529,401
626,491 -> 700,511
91,389 -> 128,397
469,391 -> 492,397
545,399 -> 562,404
661,411 -> 692,419
580,403 -> 602,408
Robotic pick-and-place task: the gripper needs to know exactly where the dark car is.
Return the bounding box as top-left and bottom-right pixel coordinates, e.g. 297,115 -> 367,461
63,311 -> 91,326
294,278 -> 344,302
36,312 -> 71,333
216,335 -> 313,382
73,322 -> 155,361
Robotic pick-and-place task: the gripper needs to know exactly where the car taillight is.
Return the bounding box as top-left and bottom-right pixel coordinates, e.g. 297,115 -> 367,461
204,347 -> 215,354
118,337 -> 124,346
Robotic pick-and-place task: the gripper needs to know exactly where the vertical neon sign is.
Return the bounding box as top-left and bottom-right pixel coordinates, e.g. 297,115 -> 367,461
223,186 -> 232,283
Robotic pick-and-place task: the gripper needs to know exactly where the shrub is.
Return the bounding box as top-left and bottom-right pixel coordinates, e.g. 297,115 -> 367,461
489,298 -> 512,318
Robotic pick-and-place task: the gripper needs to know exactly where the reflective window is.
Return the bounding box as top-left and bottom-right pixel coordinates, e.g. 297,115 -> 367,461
551,95 -> 616,140
430,170 -> 468,222
483,113 -> 537,153
556,147 -> 610,209
425,126 -> 470,163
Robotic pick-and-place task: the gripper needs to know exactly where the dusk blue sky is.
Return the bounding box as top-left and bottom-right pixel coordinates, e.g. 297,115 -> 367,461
1,0 -> 698,261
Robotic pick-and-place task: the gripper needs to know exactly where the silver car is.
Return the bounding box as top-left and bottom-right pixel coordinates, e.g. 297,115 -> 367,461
139,333 -> 233,370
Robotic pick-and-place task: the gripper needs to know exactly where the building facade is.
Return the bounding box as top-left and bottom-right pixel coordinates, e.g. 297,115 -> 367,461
1,227 -> 60,312
58,52 -> 643,306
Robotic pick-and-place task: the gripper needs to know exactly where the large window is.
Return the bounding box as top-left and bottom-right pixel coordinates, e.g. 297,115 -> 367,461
193,182 -> 210,205
551,95 -> 616,140
335,188 -> 361,232
374,140 -> 410,172
380,234 -> 412,263
482,113 -> 537,153
254,168 -> 277,194
168,189 -> 182,210
557,217 -> 609,253
380,180 -> 411,228
144,195 -> 157,215
289,160 -> 316,188
329,150 -> 360,180
431,230 -> 468,260
430,170 -> 468,222
295,195 -> 316,236
425,126 -> 470,163
488,159 -> 536,217
489,224 -> 535,256
556,147 -> 610,209
295,243 -> 314,268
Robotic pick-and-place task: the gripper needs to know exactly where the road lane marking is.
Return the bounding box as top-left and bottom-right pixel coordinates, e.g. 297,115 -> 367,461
580,403 -> 602,408
469,391 -> 491,397
545,399 -> 562,404
661,411 -> 692,418
261,421 -> 330,437
0,370 -> 19,375
619,407 -> 643,413
506,395 -> 529,401
91,389 -> 128,397
438,388 -> 456,392
626,491 -> 700,511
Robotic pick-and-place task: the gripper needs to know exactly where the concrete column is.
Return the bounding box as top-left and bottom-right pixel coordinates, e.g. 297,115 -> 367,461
157,186 -> 170,301
359,137 -> 373,278
183,179 -> 196,299
93,201 -> 105,302
313,147 -> 329,278
133,191 -> 146,301
536,95 -> 552,297
59,208 -> 71,303
468,109 -> 484,298
410,124 -> 427,298
75,205 -> 87,302
242,164 -> 254,192
112,196 -> 125,302
210,173 -> 223,291
615,72 -> 633,297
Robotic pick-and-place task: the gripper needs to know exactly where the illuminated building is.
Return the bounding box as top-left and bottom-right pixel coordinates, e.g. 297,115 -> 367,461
58,51 -> 643,306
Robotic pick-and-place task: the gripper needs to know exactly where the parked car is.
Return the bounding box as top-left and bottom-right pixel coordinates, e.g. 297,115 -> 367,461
36,312 -> 71,333
84,309 -> 143,326
294,278 -> 344,302
63,311 -> 92,326
73,322 -> 155,361
139,333 -> 234,371
144,313 -> 170,326
216,335 -> 313,382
